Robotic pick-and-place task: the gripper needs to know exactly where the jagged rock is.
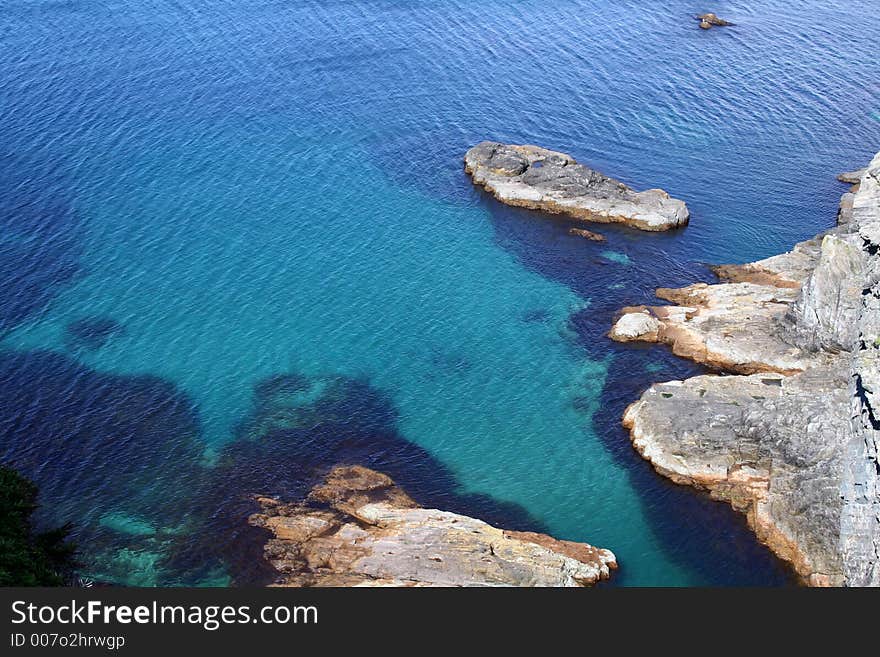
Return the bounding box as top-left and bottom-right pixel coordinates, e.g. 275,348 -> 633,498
841,157 -> 880,586
610,281 -> 825,374
465,141 -> 689,231
250,465 -> 617,587
613,153 -> 880,585
696,13 -> 733,28
623,362 -> 851,585
568,227 -> 606,242
838,170 -> 864,224
710,232 -> 825,287
784,233 -> 865,353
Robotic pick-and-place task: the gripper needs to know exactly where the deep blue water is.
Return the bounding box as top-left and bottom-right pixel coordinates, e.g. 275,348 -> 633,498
1,0 -> 878,586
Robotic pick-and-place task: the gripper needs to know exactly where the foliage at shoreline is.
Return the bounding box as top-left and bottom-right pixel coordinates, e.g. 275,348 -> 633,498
0,465 -> 76,586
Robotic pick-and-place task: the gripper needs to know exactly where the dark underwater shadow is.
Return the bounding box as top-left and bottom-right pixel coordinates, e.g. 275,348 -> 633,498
0,349 -> 208,584
187,371 -> 549,585
0,345 -> 546,586
63,316 -> 125,352
476,191 -> 797,586
0,156 -> 83,332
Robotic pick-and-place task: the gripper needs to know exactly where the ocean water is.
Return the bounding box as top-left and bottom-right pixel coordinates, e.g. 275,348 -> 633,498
1,0 -> 878,586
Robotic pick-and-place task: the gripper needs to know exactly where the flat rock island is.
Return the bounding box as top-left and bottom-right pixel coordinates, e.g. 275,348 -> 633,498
611,153 -> 880,586
250,465 -> 617,587
465,141 -> 690,231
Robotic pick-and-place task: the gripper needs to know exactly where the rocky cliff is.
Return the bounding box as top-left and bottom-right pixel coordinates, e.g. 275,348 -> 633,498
611,154 -> 880,586
464,141 -> 689,231
250,465 -> 617,587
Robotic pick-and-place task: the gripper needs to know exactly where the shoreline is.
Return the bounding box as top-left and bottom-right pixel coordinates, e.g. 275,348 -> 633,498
249,465 -> 617,587
611,153 -> 880,586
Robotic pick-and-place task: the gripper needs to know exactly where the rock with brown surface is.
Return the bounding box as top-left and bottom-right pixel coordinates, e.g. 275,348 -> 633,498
710,231 -> 826,288
465,141 -> 689,231
568,227 -> 606,242
609,280 -> 826,374
614,155 -> 880,586
250,465 -> 617,587
695,13 -> 733,29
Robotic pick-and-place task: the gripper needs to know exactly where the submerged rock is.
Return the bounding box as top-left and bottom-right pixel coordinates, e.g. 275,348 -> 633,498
207,371 -> 552,585
0,349 -> 207,585
250,465 -> 617,587
64,316 -> 125,351
613,156 -> 880,586
569,227 -> 606,242
465,141 -> 689,231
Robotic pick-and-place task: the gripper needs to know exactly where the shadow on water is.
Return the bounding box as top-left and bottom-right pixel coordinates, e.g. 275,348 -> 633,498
0,156 -> 82,332
63,316 -> 126,352
0,348 -> 544,585
191,371 -> 548,585
0,349 -> 207,585
480,194 -> 798,586
0,152 -> 796,584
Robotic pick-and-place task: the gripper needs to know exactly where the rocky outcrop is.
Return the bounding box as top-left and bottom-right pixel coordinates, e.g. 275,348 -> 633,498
838,169 -> 866,184
624,364 -> 851,585
250,465 -> 617,587
614,154 -> 880,585
696,13 -> 733,29
608,282 -> 826,374
465,141 -> 689,231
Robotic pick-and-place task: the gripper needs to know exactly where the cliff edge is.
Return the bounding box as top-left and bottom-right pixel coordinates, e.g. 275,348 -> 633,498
611,154 -> 880,586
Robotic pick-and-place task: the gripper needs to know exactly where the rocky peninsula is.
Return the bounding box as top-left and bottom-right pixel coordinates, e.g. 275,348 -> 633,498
249,465 -> 617,587
465,141 -> 689,231
611,154 -> 880,586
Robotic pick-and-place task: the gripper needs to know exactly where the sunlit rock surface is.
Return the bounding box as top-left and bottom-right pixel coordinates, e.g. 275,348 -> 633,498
249,465 -> 617,587
615,154 -> 880,586
465,141 -> 689,231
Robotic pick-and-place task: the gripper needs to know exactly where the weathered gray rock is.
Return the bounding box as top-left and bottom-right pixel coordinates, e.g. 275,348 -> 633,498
624,362 -> 850,585
465,141 -> 689,231
783,232 -> 865,353
609,309 -> 660,342
615,155 -> 880,585
250,465 -> 617,587
840,157 -> 880,586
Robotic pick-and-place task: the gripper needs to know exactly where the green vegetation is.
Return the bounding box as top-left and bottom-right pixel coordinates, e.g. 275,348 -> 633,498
0,465 -> 76,586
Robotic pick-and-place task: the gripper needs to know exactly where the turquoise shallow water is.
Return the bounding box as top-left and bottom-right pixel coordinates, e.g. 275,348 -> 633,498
1,0 -> 878,586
